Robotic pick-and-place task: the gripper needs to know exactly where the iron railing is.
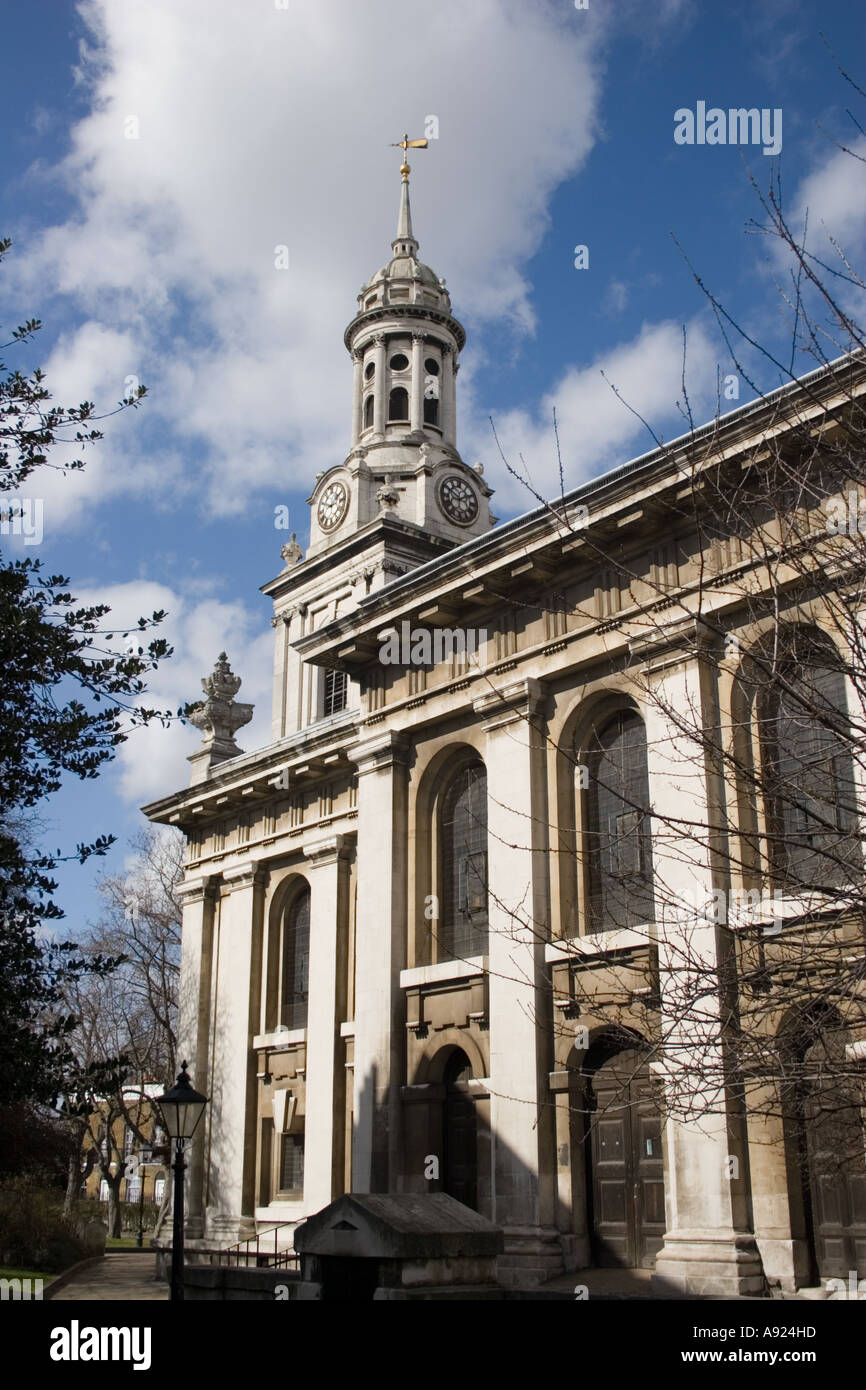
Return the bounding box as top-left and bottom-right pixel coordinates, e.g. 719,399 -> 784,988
213,1224 -> 299,1270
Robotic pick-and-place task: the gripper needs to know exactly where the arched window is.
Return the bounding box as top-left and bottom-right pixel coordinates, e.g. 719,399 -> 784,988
388,386 -> 408,422
281,888 -> 310,1029
363,395 -> 374,429
440,763 -> 488,959
759,638 -> 858,888
423,393 -> 439,426
584,710 -> 654,932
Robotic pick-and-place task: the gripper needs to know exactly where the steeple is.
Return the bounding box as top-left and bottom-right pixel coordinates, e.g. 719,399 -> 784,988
392,155 -> 419,259
302,136 -> 496,561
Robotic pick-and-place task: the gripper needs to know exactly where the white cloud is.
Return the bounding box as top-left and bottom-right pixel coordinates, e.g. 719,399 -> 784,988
462,318 -> 719,512
71,578 -> 273,805
12,0 -> 609,520
759,135 -> 866,338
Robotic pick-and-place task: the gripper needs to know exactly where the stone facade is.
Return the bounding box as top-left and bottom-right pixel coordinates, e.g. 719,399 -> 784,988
144,164 -> 866,1294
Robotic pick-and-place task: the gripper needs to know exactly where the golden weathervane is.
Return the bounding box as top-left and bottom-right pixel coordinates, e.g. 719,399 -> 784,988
389,131 -> 428,179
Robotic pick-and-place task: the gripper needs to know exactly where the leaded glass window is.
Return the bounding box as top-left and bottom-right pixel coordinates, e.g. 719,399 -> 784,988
440,763 -> 488,959
585,711 -> 654,932
760,658 -> 858,888
279,1134 -> 305,1194
282,889 -> 310,1029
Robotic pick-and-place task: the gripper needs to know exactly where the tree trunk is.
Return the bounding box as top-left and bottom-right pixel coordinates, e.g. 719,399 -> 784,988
63,1150 -> 80,1220
106,1180 -> 123,1238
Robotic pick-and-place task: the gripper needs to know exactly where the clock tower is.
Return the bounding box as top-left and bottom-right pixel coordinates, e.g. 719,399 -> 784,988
263,145 -> 496,738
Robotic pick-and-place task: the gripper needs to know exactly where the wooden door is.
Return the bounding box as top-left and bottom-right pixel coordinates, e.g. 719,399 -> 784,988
803,1034 -> 866,1279
589,1049 -> 665,1268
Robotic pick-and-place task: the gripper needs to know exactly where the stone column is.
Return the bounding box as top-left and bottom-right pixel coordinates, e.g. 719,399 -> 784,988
410,332 -> 425,432
205,861 -> 265,1243
176,873 -> 218,1240
350,349 -> 363,445
441,346 -> 455,444
475,677 -> 562,1287
372,334 -> 386,437
642,647 -> 764,1295
302,833 -> 351,1214
350,732 -> 409,1192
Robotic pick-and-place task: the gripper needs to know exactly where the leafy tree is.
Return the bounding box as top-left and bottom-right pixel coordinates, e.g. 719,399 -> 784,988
0,235 -> 175,1105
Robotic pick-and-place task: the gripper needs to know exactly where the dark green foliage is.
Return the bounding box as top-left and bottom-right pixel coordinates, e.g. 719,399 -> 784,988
0,1179 -> 94,1272
0,237 -> 174,1104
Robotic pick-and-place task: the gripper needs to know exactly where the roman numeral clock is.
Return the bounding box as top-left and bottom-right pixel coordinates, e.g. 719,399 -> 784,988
438,475 -> 478,526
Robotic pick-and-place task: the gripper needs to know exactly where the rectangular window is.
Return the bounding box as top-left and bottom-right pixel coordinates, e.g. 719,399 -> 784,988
279,1135 -> 305,1194
324,669 -> 348,716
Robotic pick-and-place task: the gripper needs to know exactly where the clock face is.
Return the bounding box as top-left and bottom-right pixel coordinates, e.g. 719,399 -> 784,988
438,475 -> 478,526
317,480 -> 349,532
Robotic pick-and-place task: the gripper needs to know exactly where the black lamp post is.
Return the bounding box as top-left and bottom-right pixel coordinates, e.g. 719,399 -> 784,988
154,1062 -> 208,1302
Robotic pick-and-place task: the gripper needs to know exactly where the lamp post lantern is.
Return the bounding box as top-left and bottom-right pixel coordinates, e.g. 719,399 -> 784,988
154,1062 -> 208,1301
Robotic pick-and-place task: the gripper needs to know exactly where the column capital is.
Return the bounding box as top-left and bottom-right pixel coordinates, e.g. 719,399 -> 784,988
221,860 -> 266,893
304,831 -> 353,869
474,676 -> 549,731
350,730 -> 410,776
176,873 -> 220,904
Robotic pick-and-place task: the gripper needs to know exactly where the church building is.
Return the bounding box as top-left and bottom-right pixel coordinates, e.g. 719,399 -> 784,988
144,149 -> 866,1296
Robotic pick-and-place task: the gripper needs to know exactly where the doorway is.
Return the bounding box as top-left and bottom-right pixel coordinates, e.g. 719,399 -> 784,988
799,1030 -> 866,1281
443,1049 -> 477,1210
587,1047 -> 665,1268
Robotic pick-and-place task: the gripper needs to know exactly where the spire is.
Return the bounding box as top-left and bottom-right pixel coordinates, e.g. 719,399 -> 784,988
389,131 -> 426,258
396,169 -> 414,243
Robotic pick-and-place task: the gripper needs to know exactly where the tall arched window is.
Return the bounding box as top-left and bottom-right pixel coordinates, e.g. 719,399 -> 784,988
759,637 -> 858,888
363,394 -> 374,429
584,710 -> 654,932
440,763 -> 488,959
388,386 -> 409,421
281,887 -> 310,1029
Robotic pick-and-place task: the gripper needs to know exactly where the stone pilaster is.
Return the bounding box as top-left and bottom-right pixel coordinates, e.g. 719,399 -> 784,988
350,732 -> 409,1193
204,861 -> 265,1244
302,833 -> 351,1214
410,332 -> 424,433
642,650 -> 765,1296
351,348 -> 363,445
475,677 -> 562,1287
441,346 -> 455,445
372,334 -> 386,438
176,873 -> 219,1239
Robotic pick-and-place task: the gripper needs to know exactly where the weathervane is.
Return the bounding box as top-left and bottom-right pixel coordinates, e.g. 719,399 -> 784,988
389,131 -> 428,180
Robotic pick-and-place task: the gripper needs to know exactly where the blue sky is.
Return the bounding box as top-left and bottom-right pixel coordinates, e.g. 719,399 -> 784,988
2,0 -> 864,935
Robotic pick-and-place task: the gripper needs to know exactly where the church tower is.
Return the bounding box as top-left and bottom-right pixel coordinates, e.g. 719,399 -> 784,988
264,142 -> 496,739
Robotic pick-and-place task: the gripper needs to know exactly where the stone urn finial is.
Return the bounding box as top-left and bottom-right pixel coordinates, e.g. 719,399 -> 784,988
281,532 -> 304,568
186,652 -> 254,785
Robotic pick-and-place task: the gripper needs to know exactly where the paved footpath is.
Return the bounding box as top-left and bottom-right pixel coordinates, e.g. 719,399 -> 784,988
48,1252 -> 168,1301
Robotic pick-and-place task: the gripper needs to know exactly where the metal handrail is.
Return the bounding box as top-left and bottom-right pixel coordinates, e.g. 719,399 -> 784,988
214,1224 -> 299,1270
